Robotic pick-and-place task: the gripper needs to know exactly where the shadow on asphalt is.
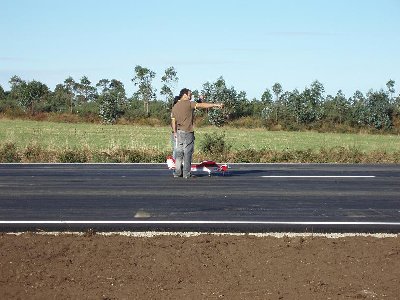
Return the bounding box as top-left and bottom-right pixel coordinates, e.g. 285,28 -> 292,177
198,170 -> 265,177
227,170 -> 265,176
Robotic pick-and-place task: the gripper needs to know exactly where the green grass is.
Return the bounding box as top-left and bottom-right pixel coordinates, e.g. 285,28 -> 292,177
0,119 -> 171,151
197,128 -> 400,153
1,118 -> 400,154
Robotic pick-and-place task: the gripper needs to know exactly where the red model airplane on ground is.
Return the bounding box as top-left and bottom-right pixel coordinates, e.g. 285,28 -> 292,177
166,156 -> 229,176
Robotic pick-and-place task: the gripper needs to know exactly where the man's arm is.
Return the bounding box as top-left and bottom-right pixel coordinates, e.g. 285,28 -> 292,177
196,102 -> 223,109
171,117 -> 177,139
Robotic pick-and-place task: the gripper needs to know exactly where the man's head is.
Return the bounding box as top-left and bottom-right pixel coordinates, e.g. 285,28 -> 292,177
179,88 -> 192,101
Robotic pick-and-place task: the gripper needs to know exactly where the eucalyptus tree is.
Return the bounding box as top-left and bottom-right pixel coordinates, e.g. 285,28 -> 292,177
302,80 -> 325,123
323,90 -> 350,125
9,75 -> 24,100
395,93 -> 400,113
310,80 -> 325,104
0,84 -> 8,112
131,65 -> 156,116
191,90 -> 200,101
261,89 -> 272,105
271,82 -> 283,123
0,84 -> 5,100
349,90 -> 368,127
17,80 -> 49,115
233,90 -> 250,118
386,79 -> 395,103
96,79 -> 110,93
5,76 -> 24,110
260,89 -> 273,120
74,76 -> 97,104
261,88 -> 273,105
63,77 -> 76,113
272,82 -> 283,101
366,90 -> 392,130
160,66 -> 178,106
310,80 -> 324,120
201,76 -> 245,126
284,89 -> 301,125
49,84 -> 72,112
97,79 -> 126,124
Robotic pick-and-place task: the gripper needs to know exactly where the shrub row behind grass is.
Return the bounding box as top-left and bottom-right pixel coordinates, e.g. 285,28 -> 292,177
230,147 -> 383,163
1,142 -> 400,163
0,143 -> 171,163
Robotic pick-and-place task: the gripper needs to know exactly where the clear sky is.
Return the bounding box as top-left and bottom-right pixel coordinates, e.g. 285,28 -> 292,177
1,0 -> 399,99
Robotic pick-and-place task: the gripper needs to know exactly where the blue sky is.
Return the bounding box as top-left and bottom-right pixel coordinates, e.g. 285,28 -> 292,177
1,0 -> 399,99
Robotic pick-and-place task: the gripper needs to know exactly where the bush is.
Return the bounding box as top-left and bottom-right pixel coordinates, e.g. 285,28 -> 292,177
235,148 -> 263,163
91,148 -> 169,163
0,143 -> 21,163
47,113 -> 83,124
75,102 -> 100,123
229,117 -> 264,128
126,148 -> 169,163
125,149 -> 145,163
0,143 -> 21,162
92,150 -> 123,163
23,143 -> 46,162
200,132 -> 232,156
58,149 -> 89,163
1,140 -> 399,163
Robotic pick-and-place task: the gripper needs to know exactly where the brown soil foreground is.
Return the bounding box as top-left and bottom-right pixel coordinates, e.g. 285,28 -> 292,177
0,233 -> 399,299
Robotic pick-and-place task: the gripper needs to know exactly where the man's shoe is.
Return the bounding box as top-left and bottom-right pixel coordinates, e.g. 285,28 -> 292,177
184,174 -> 196,179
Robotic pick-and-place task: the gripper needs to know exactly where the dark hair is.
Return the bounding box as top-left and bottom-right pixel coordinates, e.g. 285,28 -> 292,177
178,88 -> 190,99
172,95 -> 180,108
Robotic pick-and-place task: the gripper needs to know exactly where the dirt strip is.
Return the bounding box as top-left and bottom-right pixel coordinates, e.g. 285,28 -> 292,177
1,232 -> 399,299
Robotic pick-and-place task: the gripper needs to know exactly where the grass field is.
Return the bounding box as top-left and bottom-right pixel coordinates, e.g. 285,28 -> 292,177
1,118 -> 400,153
0,119 -> 170,150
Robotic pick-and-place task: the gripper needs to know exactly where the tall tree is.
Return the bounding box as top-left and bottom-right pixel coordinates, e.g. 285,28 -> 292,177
131,65 -> 156,116
97,79 -> 126,124
285,89 -> 302,124
201,76 -> 246,126
160,66 -> 178,106
349,90 -> 368,127
272,83 -> 283,123
272,83 -> 283,102
261,89 -> 273,105
50,84 -> 71,112
63,77 -> 76,113
74,76 -> 97,104
96,79 -> 110,94
0,84 -> 5,100
310,80 -> 325,104
260,88 -> 274,123
386,79 -> 395,102
9,75 -> 25,100
18,80 -> 49,115
323,90 -> 349,125
366,90 -> 392,129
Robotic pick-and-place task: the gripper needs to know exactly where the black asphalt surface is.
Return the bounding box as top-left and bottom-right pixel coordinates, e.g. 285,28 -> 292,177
0,163 -> 399,233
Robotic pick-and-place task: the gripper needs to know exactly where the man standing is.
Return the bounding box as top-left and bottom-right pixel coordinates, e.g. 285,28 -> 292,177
171,88 -> 223,178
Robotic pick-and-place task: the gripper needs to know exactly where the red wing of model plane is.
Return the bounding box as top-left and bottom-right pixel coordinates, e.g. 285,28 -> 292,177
167,156 -> 229,176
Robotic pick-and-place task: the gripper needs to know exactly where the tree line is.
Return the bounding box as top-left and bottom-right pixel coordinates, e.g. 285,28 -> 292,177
0,65 -> 399,132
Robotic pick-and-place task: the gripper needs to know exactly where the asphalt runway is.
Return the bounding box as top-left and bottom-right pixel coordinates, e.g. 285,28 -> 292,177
0,163 -> 399,233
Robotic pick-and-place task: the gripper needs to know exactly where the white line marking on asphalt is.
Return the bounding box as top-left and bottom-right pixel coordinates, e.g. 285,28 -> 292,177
261,176 -> 376,178
1,220 -> 399,226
